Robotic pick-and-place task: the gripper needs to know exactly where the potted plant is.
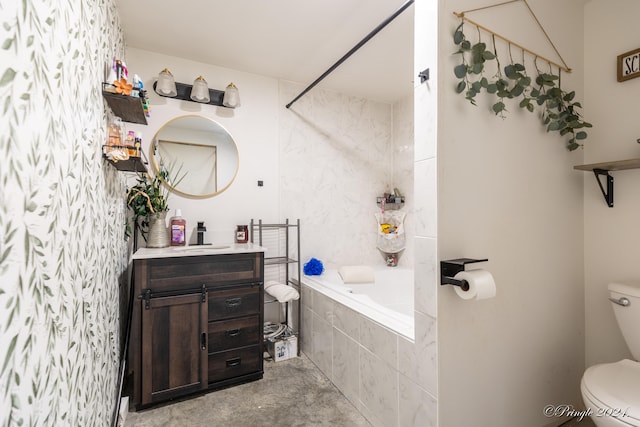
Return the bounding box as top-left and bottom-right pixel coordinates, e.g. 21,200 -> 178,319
126,172 -> 170,247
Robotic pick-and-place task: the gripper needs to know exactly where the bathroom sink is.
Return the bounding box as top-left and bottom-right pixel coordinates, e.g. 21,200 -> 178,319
173,245 -> 231,252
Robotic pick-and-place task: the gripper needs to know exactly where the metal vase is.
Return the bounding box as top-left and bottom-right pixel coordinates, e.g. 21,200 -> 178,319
147,211 -> 169,248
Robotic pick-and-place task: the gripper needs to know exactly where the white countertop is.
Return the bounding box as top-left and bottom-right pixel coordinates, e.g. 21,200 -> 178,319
132,242 -> 266,260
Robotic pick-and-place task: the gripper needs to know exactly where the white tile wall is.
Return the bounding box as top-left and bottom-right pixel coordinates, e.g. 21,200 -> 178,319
332,328 -> 360,404
279,81 -> 414,270
301,285 -> 437,427
275,14 -> 438,421
398,311 -> 438,397
415,236 -> 438,318
399,374 -> 438,427
360,348 -> 399,426
414,158 -> 438,238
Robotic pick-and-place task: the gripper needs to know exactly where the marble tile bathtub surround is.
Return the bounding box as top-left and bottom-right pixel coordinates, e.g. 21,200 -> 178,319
332,300 -> 360,340
359,315 -> 398,369
360,347 -> 399,427
301,304 -> 314,356
332,328 -> 360,405
302,285 -> 437,427
311,310 -> 333,376
399,374 -> 438,427
398,311 -> 438,397
414,80 -> 437,162
278,81 -> 415,270
414,157 -> 438,238
415,236 -> 438,318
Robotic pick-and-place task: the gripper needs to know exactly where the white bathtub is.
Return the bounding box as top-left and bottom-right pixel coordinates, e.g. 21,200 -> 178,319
301,267 -> 414,339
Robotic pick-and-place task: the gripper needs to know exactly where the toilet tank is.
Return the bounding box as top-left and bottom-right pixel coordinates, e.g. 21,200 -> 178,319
608,282 -> 640,360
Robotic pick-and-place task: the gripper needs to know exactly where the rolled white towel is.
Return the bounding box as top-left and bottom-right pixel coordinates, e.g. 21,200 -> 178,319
264,282 -> 300,303
338,265 -> 375,284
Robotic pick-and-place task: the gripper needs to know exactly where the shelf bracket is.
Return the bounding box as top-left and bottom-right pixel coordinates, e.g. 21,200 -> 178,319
593,168 -> 614,208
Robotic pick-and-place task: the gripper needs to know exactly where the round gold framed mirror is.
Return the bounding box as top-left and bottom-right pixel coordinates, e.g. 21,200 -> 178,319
150,115 -> 239,198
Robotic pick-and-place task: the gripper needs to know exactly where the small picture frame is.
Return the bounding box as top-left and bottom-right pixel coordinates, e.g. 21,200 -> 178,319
617,47 -> 640,82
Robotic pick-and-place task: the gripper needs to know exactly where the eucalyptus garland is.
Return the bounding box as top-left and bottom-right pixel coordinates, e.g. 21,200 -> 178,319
453,22 -> 591,151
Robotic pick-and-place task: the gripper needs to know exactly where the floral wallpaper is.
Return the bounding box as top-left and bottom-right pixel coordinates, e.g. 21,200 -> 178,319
0,0 -> 128,426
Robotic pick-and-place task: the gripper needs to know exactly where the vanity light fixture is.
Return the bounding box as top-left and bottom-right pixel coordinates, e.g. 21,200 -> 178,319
190,76 -> 210,103
153,70 -> 239,108
155,68 -> 177,97
222,83 -> 241,108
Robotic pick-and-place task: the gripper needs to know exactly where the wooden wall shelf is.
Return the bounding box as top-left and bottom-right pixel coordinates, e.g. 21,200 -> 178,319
574,158 -> 640,207
573,158 -> 640,172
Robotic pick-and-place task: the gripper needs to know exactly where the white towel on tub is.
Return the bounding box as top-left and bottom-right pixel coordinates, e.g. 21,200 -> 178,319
265,280 -> 300,303
338,266 -> 375,284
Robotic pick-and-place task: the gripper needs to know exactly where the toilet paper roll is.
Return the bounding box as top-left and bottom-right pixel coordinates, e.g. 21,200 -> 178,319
453,269 -> 496,300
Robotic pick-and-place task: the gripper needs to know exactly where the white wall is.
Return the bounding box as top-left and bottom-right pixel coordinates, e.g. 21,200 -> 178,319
437,1 -> 586,426
583,0 -> 639,367
124,48 -> 281,244
125,49 -> 415,271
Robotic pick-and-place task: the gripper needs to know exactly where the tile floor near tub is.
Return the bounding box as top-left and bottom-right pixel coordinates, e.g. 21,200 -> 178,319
124,353 -> 370,427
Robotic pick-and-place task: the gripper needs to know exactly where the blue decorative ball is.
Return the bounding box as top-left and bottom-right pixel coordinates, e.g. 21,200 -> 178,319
303,258 -> 324,276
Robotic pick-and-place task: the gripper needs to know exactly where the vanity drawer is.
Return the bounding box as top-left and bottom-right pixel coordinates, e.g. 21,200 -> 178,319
208,345 -> 262,383
208,315 -> 260,351
137,252 -> 264,293
208,286 -> 261,321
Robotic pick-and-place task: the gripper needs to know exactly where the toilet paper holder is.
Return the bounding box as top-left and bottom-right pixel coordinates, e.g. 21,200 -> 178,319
440,258 -> 488,291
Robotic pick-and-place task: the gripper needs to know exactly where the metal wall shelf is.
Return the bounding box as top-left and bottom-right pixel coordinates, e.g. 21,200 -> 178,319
574,158 -> 640,207
102,85 -> 148,125
376,196 -> 405,210
103,155 -> 147,173
251,218 -> 301,357
265,256 -> 298,266
102,145 -> 148,173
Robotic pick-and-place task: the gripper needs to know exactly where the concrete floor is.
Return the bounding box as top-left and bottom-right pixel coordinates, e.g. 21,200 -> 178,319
124,353 -> 370,427
123,353 -> 601,427
560,416 -> 596,427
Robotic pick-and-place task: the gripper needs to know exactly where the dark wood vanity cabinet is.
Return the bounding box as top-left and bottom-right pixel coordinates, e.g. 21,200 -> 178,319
140,292 -> 208,404
130,250 -> 264,409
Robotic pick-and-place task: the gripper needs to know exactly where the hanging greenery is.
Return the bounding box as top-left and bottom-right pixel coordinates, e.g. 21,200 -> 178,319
453,21 -> 591,151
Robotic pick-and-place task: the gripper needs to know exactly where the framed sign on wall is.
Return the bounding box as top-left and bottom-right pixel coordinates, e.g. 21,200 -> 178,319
618,47 -> 640,82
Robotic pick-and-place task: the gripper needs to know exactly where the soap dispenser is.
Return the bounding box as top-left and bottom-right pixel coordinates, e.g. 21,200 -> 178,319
170,209 -> 186,246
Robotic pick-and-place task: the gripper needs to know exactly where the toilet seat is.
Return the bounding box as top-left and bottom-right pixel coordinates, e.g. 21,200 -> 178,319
582,359 -> 640,425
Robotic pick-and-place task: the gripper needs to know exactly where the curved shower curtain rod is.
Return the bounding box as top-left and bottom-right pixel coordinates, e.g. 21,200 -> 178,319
285,0 -> 415,109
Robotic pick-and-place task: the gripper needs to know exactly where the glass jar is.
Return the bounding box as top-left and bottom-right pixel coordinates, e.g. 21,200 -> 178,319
235,225 -> 248,243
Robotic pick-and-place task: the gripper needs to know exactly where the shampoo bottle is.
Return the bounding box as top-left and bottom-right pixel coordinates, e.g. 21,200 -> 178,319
170,209 -> 186,246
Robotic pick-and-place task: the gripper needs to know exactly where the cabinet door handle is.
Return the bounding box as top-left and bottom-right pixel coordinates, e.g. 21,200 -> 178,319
226,328 -> 241,337
201,332 -> 207,350
226,357 -> 241,367
225,297 -> 242,307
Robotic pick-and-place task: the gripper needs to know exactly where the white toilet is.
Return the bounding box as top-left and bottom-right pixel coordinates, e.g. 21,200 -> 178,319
581,282 -> 640,427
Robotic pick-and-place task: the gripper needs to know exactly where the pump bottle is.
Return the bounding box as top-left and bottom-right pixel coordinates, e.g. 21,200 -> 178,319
170,209 -> 186,246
